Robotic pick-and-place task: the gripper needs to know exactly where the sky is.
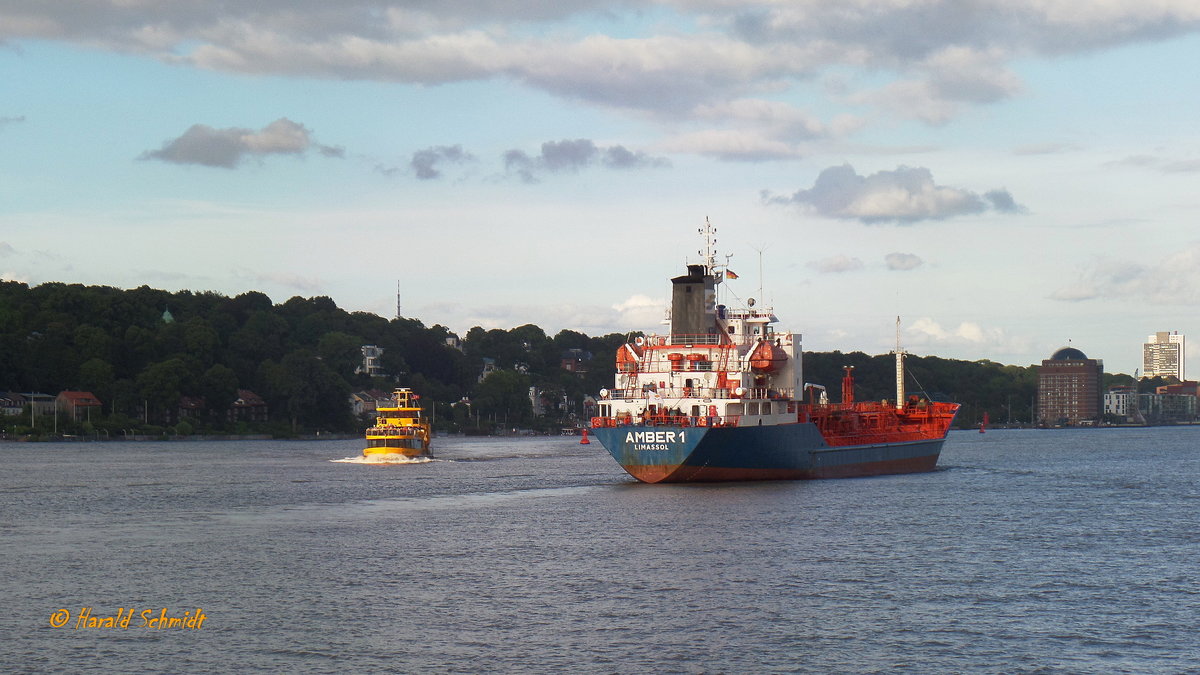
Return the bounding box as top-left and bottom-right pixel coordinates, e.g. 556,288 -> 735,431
3,1 -> 1200,377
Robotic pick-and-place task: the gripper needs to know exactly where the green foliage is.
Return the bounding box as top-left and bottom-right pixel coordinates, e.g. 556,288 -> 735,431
2,280 -> 1126,436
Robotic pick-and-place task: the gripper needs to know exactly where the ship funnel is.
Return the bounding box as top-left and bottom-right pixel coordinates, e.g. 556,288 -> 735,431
670,219 -> 721,340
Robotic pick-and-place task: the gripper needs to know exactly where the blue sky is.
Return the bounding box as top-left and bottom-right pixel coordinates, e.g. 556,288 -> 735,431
4,2 -> 1200,377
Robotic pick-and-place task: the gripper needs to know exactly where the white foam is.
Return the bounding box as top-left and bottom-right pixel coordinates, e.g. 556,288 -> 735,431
331,454 -> 434,465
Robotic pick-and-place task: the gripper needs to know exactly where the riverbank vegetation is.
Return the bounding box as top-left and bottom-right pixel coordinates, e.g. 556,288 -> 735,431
0,280 -> 1143,438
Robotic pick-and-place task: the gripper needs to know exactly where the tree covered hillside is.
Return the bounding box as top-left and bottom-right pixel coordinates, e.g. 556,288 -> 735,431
2,280 -> 1133,437
0,281 -> 624,436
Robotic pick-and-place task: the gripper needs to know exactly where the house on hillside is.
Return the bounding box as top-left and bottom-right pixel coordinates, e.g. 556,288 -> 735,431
230,389 -> 268,423
178,396 -> 206,423
356,345 -> 385,377
350,390 -> 390,418
479,357 -> 497,382
560,349 -> 592,374
57,391 -> 102,422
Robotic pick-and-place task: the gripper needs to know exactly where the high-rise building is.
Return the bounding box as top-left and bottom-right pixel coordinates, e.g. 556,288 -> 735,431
1038,346 -> 1104,426
1143,331 -> 1184,380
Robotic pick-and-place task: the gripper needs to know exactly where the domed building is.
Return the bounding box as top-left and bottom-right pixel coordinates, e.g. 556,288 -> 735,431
1037,345 -> 1104,426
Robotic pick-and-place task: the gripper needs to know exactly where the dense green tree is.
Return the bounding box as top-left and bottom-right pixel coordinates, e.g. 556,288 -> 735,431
78,358 -> 116,408
136,358 -> 189,422
474,370 -> 533,426
199,364 -> 239,419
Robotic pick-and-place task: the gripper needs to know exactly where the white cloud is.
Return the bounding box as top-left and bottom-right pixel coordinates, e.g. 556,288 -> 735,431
611,294 -> 667,328
767,164 -> 1023,223
6,0 -> 1198,135
1050,244 -> 1200,305
503,139 -> 668,182
140,118 -> 342,168
905,316 -> 1031,354
808,255 -> 864,273
885,252 -> 923,271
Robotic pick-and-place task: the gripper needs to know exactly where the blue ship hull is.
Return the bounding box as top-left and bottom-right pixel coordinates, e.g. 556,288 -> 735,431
590,423 -> 947,483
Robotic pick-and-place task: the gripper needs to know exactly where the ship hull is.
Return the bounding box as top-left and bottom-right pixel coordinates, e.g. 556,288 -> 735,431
363,439 -> 430,458
590,423 -> 947,483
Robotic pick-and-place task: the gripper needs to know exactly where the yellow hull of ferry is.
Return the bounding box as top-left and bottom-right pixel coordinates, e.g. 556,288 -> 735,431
362,445 -> 429,458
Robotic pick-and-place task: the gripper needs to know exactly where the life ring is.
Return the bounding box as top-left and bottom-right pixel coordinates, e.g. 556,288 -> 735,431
635,336 -> 645,346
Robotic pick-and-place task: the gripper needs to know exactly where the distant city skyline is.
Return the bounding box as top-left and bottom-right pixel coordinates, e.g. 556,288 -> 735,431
4,3 -> 1200,377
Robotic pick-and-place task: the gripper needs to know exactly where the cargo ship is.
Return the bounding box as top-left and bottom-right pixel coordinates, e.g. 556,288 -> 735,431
363,388 -> 431,458
589,219 -> 959,483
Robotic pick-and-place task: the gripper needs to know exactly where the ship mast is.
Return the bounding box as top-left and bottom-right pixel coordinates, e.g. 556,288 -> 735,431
699,216 -> 718,277
895,316 -> 905,410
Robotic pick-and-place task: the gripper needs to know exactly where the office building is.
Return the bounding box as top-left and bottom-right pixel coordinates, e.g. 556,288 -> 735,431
1143,331 -> 1184,380
1038,346 -> 1103,426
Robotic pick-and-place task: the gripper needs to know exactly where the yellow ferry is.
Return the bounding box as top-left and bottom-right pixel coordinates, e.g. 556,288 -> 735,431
363,388 -> 431,458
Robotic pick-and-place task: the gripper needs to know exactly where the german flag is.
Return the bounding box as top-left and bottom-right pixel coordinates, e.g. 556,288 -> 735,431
725,269 -> 739,279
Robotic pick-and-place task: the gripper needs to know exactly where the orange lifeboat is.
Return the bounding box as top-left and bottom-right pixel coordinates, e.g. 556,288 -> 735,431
749,340 -> 787,372
616,343 -> 642,372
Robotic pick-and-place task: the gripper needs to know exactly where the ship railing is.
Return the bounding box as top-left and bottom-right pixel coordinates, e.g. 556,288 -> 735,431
591,414 -> 740,428
643,333 -> 764,348
608,387 -> 795,401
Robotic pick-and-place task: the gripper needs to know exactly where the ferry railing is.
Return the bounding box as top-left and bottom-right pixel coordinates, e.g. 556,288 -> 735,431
366,427 -> 421,437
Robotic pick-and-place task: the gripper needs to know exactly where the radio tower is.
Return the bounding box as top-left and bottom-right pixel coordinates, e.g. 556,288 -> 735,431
396,280 -> 401,319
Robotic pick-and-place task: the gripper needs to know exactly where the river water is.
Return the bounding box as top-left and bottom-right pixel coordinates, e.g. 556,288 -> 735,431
2,428 -> 1197,673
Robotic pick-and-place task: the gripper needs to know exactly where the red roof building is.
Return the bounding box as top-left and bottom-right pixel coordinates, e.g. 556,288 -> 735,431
57,391 -> 102,422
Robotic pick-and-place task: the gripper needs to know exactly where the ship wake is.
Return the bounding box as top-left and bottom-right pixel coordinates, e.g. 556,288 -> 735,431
331,455 -> 434,465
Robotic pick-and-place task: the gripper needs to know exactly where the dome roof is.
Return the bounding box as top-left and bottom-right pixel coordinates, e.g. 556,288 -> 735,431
1051,346 -> 1087,360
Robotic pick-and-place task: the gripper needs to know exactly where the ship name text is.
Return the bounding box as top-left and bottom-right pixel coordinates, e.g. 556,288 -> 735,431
625,430 -> 685,451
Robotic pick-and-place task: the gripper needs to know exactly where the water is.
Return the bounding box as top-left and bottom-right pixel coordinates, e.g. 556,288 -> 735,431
2,429 -> 1198,673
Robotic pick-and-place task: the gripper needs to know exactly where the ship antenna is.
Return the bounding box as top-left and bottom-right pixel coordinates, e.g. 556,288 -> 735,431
752,244 -> 767,310
895,316 -> 905,410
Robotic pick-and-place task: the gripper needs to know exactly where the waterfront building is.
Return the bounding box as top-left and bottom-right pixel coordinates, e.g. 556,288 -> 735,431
1143,331 -> 1184,380
56,391 -> 102,422
1104,385 -> 1138,423
1037,346 -> 1103,426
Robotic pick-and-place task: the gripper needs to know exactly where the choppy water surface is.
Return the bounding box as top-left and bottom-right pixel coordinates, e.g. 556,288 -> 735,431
2,429 -> 1198,673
